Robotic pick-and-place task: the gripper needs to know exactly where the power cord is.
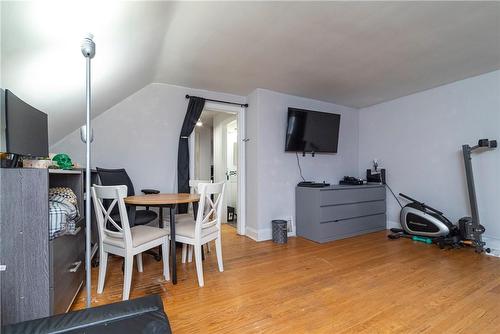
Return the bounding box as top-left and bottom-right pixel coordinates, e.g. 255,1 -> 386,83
384,182 -> 403,208
296,152 -> 306,182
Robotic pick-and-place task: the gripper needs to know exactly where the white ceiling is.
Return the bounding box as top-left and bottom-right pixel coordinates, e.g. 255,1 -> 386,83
2,1 -> 499,144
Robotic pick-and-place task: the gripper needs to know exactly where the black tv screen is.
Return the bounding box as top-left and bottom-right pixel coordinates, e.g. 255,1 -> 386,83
5,90 -> 48,157
285,108 -> 340,153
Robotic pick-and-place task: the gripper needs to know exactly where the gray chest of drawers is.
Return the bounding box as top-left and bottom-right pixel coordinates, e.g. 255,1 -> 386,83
0,168 -> 85,326
296,184 -> 386,243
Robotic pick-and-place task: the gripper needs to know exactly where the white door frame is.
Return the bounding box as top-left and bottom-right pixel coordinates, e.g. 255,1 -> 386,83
189,102 -> 246,236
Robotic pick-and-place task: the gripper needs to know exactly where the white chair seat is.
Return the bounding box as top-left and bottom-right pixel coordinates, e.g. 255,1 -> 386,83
106,225 -> 169,248
175,220 -> 219,239
161,213 -> 193,227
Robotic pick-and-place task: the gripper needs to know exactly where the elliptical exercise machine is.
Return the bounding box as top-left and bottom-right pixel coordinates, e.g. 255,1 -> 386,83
390,139 -> 497,252
393,193 -> 462,249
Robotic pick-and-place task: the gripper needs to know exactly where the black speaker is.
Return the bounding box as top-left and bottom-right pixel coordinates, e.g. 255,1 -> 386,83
366,168 -> 386,184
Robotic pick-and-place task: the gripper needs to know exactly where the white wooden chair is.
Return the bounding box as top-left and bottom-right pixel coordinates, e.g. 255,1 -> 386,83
174,182 -> 225,287
175,179 -> 212,263
176,179 -> 211,222
91,185 -> 170,300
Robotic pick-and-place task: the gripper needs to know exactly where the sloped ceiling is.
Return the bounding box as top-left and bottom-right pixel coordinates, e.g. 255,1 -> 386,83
1,1 -> 174,144
2,1 -> 499,144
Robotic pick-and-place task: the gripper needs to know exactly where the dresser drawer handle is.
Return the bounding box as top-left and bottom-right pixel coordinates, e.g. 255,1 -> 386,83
69,261 -> 82,273
68,227 -> 82,236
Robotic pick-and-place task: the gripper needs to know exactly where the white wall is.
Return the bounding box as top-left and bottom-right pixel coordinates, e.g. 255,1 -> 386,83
246,89 -> 359,240
50,83 -> 244,193
51,71 -> 499,246
358,70 -> 500,249
52,81 -> 358,242
245,90 -> 260,237
0,2 -> 4,152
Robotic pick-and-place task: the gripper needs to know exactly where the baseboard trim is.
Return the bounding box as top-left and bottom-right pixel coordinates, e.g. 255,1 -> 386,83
259,228 -> 273,241
386,219 -> 401,230
244,227 -> 297,242
484,235 -> 500,257
245,227 -> 259,241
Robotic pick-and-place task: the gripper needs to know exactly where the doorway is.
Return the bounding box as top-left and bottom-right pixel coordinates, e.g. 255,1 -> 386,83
224,119 -> 238,229
191,102 -> 246,236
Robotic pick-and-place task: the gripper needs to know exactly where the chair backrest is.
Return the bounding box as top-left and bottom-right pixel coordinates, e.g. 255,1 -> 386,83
96,167 -> 136,222
188,179 -> 211,212
96,168 -> 136,196
189,179 -> 211,193
194,182 -> 225,239
91,185 -> 133,248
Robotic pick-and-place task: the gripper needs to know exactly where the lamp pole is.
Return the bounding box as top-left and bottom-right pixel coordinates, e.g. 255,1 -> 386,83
81,34 -> 95,308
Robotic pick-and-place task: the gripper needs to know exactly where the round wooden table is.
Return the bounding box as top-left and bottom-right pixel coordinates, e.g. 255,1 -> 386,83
124,193 -> 200,284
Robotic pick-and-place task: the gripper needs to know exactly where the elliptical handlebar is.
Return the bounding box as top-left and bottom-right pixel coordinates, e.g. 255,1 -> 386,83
399,193 -> 444,216
398,193 -> 417,203
471,139 -> 497,151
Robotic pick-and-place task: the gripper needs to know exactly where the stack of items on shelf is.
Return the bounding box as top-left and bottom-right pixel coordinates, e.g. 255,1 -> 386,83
48,187 -> 79,240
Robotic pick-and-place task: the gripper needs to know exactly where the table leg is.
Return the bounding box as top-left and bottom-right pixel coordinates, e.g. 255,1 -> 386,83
158,207 -> 163,258
159,207 -> 164,228
190,202 -> 208,260
192,202 -> 206,260
144,207 -> 163,261
170,206 -> 177,284
192,202 -> 198,219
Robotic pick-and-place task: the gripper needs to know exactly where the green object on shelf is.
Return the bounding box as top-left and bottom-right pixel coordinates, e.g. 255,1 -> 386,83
412,236 -> 433,244
52,153 -> 73,170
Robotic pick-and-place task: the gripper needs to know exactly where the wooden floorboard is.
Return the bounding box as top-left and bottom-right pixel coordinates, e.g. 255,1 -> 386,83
72,225 -> 500,333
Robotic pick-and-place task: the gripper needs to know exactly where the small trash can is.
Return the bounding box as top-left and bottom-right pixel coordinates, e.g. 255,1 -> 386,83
272,220 -> 288,244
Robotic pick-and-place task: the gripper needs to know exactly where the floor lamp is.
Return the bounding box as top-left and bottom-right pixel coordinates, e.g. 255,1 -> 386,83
81,34 -> 95,308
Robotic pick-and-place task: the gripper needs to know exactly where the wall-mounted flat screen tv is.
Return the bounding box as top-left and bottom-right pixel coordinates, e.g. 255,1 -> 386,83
3,89 -> 48,157
285,108 -> 341,153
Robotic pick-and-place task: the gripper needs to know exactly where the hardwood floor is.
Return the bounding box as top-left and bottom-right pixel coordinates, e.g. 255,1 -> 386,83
72,225 -> 500,333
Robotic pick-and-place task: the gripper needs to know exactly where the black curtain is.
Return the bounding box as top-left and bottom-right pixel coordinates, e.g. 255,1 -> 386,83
177,97 -> 205,213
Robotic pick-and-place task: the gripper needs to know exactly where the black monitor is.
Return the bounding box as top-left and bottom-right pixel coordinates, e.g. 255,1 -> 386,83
285,108 -> 341,153
4,89 -> 48,157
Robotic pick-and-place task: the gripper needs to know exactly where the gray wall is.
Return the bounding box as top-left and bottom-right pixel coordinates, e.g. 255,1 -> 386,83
358,70 -> 500,249
246,89 -> 359,240
51,71 -> 500,246
50,83 -> 244,193
50,83 -> 361,242
245,90 -> 260,238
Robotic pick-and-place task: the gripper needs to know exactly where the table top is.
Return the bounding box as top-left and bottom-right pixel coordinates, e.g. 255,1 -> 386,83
124,193 -> 200,206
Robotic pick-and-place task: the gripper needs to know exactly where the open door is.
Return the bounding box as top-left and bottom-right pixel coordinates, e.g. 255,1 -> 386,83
192,103 -> 246,236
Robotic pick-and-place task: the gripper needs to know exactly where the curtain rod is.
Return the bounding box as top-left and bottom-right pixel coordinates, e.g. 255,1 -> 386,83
185,94 -> 248,108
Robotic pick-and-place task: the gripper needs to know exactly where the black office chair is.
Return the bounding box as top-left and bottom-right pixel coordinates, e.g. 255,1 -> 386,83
96,167 -> 161,260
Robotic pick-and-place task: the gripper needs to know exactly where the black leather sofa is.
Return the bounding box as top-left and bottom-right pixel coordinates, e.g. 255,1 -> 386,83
2,295 -> 172,334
